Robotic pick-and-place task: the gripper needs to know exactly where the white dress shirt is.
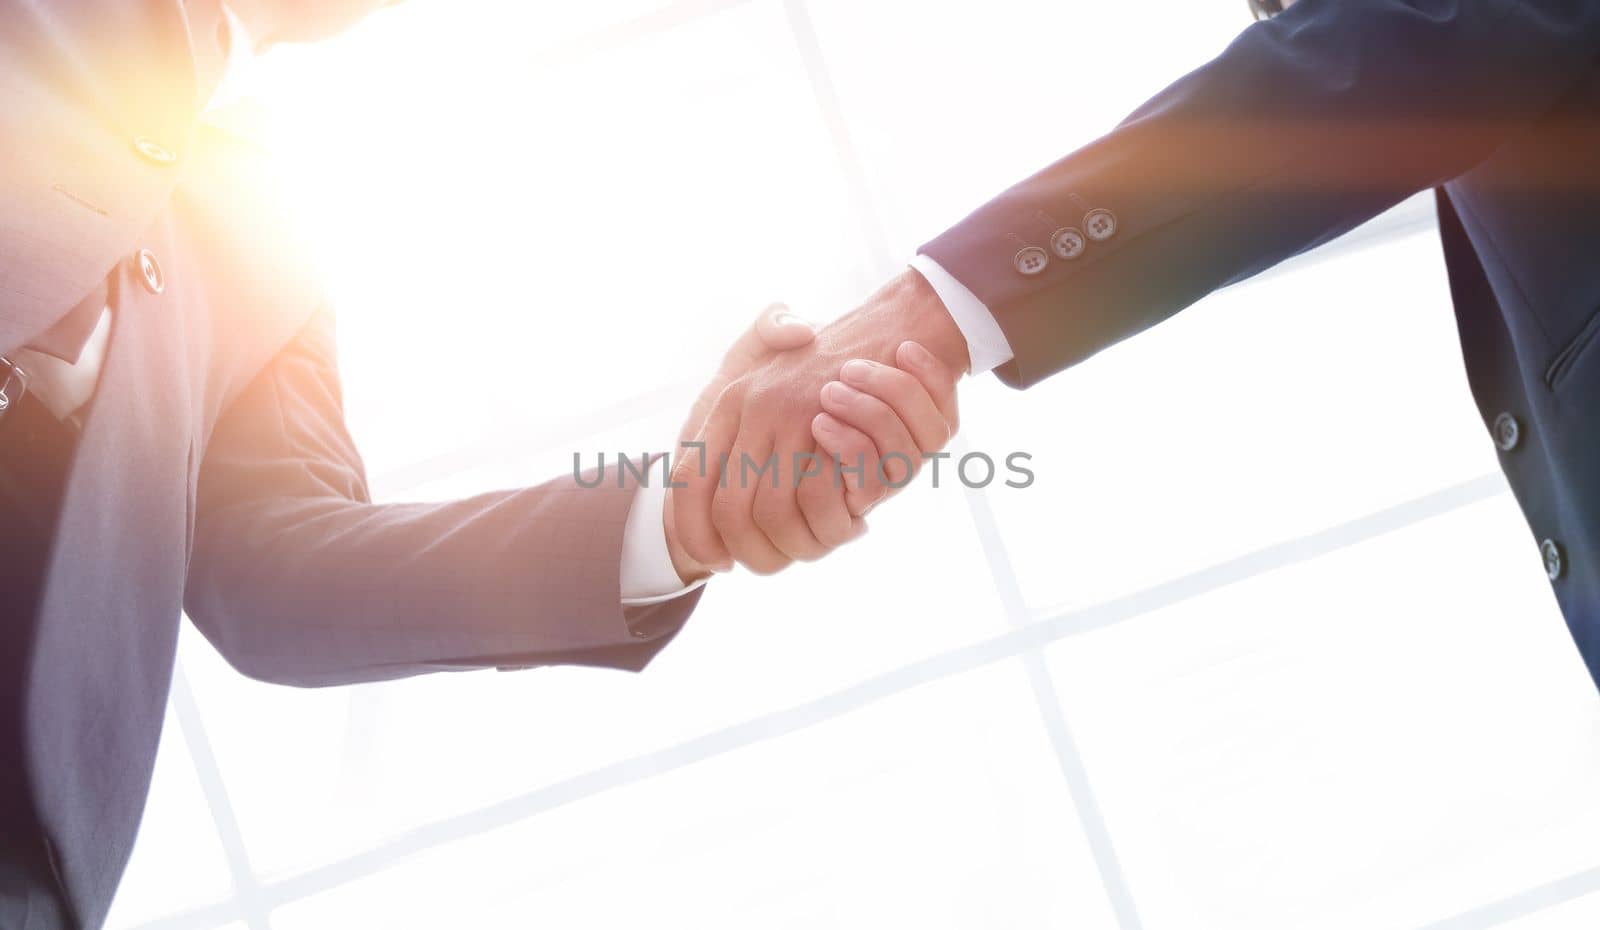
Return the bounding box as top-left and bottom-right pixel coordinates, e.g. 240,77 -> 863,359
13,309 -> 112,422
909,254 -> 1014,374
619,479 -> 710,605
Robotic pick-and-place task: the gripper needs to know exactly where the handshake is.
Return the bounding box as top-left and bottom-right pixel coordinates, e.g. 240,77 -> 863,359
662,269 -> 972,582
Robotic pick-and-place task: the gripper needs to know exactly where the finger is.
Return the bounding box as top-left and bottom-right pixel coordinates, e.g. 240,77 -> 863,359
796,440 -> 867,549
837,357 -> 952,452
751,425 -> 830,563
820,380 -> 922,491
753,303 -> 818,353
811,411 -> 888,518
670,402 -> 736,571
896,341 -> 961,435
720,303 -> 817,375
711,435 -> 792,575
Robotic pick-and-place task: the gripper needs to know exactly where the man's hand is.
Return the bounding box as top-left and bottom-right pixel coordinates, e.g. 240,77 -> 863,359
670,269 -> 967,574
663,303 -> 819,583
813,341 -> 961,518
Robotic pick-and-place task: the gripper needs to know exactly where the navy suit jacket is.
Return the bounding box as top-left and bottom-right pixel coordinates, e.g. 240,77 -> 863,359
923,0 -> 1600,690
0,4 -> 700,927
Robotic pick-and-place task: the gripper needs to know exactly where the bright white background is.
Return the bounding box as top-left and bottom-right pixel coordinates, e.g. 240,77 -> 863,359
106,1 -> 1600,929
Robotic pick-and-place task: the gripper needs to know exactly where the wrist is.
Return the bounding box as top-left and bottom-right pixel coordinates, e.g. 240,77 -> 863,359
893,267 -> 972,374
821,269 -> 971,374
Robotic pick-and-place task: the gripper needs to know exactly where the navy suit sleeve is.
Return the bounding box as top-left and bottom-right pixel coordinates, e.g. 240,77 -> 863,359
921,0 -> 1600,387
183,308 -> 700,687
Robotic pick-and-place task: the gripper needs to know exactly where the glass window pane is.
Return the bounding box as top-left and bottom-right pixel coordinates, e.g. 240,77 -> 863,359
1494,888 -> 1600,930
1045,494 -> 1600,930
179,416 -> 1011,878
233,0 -> 877,474
116,3 -> 1594,929
806,0 -> 1247,260
267,664 -> 1120,930
966,224 -> 1497,613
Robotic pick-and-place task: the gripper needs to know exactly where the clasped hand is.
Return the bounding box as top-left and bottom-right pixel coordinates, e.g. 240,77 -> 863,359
665,270 -> 969,580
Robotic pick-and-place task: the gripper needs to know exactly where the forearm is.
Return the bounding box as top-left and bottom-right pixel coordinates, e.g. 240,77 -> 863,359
185,307 -> 697,686
184,467 -> 693,686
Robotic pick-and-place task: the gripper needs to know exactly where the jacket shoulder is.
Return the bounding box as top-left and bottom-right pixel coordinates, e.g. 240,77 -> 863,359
168,118 -> 333,405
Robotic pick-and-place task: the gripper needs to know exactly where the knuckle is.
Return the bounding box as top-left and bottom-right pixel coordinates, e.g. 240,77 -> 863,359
710,491 -> 744,535
795,475 -> 828,510
673,497 -> 706,539
712,380 -> 748,413
814,514 -> 851,549
796,542 -> 828,563
817,529 -> 850,551
792,485 -> 842,540
751,494 -> 789,535
747,552 -> 791,576
847,484 -> 886,514
782,525 -> 826,561
914,424 -> 948,455
683,538 -> 720,566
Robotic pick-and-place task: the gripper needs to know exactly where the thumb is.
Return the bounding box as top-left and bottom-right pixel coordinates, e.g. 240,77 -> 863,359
754,303 -> 817,352
720,303 -> 816,374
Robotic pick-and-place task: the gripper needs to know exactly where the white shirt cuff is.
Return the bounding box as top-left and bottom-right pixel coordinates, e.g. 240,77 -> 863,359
619,475 -> 706,607
908,253 -> 1014,375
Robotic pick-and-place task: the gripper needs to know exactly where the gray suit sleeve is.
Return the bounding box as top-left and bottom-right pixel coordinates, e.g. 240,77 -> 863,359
183,308 -> 701,687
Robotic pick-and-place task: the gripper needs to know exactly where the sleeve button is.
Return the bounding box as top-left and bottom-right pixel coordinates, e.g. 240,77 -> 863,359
1541,539 -> 1565,581
1084,208 -> 1118,241
136,249 -> 165,294
132,136 -> 179,166
1492,412 -> 1521,452
1013,246 -> 1050,276
1049,227 -> 1086,260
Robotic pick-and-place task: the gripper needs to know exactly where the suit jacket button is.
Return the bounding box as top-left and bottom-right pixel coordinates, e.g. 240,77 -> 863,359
1492,412 -> 1521,451
1049,227 -> 1086,260
1013,246 -> 1049,276
132,136 -> 178,165
136,249 -> 165,295
1541,539 -> 1565,580
1083,208 -> 1118,241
